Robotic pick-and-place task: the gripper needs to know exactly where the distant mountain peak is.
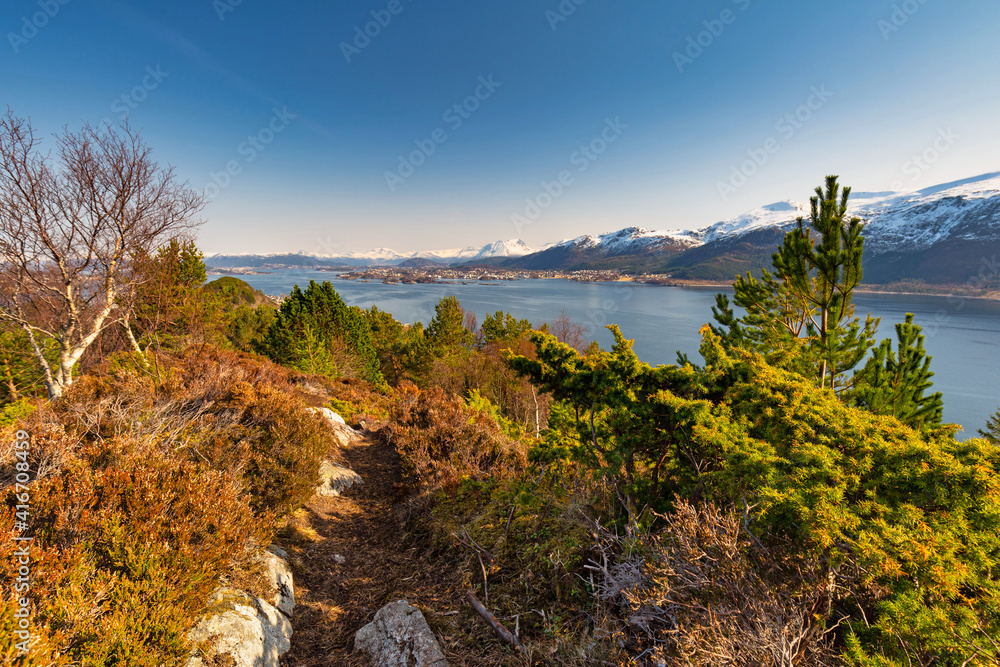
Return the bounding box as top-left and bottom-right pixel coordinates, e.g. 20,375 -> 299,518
760,201 -> 800,213
206,172 -> 1000,283
471,239 -> 534,259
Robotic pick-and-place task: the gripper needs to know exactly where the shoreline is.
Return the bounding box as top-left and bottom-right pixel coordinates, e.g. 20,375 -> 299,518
854,287 -> 1000,302
208,267 -> 1000,302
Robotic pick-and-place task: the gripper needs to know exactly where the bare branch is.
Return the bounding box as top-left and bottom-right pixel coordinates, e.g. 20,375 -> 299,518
0,110 -> 204,398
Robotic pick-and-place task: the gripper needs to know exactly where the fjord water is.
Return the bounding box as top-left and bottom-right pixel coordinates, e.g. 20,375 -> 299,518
234,270 -> 1000,439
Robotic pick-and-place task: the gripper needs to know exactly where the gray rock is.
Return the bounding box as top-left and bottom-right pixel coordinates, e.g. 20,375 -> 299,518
317,460 -> 363,497
312,406 -> 347,425
309,407 -> 363,448
355,600 -> 449,667
260,547 -> 295,617
185,588 -> 292,667
266,544 -> 290,561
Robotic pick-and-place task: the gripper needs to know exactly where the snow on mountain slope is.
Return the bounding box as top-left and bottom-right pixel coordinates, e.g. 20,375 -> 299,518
665,172 -> 1000,252
205,239 -> 535,267
851,172 -> 1000,252
206,173 -> 999,270
341,248 -> 408,261
552,227 -> 697,255
677,200 -> 813,244
471,239 -> 534,259
321,239 -> 534,263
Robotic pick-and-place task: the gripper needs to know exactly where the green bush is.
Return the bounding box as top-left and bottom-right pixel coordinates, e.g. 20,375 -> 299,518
257,281 -> 384,386
508,326 -> 1000,665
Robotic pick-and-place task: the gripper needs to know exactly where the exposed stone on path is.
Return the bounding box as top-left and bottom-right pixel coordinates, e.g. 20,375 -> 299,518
185,587 -> 292,667
309,407 -> 364,447
317,459 -> 363,497
260,545 -> 295,617
354,599 -> 449,667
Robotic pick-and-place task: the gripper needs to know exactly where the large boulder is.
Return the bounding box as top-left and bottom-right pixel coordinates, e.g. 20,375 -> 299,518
308,407 -> 363,447
260,545 -> 295,617
316,460 -> 363,497
354,600 -> 449,667
185,588 -> 292,667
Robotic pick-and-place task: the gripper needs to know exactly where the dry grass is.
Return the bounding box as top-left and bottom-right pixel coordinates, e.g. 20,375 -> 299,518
590,501 -> 841,667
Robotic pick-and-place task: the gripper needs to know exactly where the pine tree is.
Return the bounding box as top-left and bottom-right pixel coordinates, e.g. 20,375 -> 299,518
980,408 -> 1000,444
130,239 -> 215,348
479,310 -> 532,348
426,295 -> 474,352
289,323 -> 340,377
713,176 -> 878,391
510,325 -> 1000,663
847,313 -> 944,430
258,281 -> 384,386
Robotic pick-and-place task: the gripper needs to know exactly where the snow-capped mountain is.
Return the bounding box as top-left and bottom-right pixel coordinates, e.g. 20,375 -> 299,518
853,173 -> 1000,253
360,238 -> 534,263
670,172 -> 1000,251
471,239 -> 535,260
554,227 -> 697,254
399,239 -> 535,262
502,172 -> 1000,282
205,239 -> 534,269
504,227 -> 696,270
677,200 -> 813,245
339,247 -> 408,262
206,173 -> 1000,284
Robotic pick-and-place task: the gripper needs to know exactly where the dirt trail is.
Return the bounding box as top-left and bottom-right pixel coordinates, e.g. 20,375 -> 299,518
279,435 -> 487,666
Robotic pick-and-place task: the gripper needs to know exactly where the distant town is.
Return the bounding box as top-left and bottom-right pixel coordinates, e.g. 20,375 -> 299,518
333,266 -> 715,287
206,264 -> 713,285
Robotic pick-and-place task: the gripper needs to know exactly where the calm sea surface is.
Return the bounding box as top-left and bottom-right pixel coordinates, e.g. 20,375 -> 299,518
229,269 -> 1000,440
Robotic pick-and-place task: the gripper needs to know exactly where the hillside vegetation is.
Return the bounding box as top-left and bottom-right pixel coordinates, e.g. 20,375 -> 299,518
3,177 -> 1000,666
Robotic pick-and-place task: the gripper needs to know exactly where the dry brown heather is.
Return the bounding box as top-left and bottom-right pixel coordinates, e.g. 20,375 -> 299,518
0,347 -> 340,666
384,382 -> 529,500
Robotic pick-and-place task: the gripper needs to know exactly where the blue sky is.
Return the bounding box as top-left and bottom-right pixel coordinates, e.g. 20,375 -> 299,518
3,0 -> 999,254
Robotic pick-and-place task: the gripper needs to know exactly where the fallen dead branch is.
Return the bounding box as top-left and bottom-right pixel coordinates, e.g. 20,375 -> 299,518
465,590 -> 523,653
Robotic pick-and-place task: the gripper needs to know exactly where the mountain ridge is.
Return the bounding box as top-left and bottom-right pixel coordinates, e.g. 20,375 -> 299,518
498,172 -> 1000,281
206,172 -> 1000,285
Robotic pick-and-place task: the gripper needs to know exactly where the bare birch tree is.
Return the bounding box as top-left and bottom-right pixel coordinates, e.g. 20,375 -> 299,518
0,111 -> 204,399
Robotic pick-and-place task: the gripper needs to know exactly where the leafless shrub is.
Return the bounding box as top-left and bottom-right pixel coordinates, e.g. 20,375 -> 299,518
589,501 -> 842,667
551,309 -> 588,351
